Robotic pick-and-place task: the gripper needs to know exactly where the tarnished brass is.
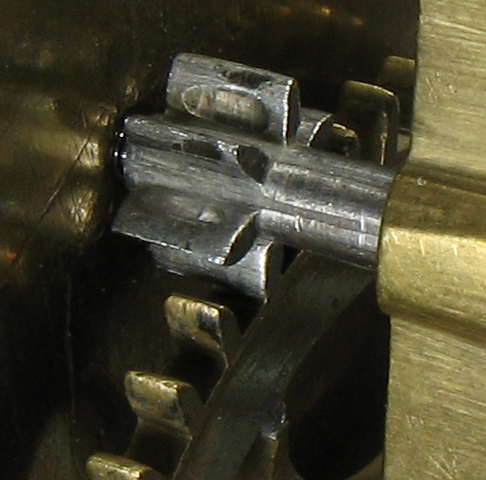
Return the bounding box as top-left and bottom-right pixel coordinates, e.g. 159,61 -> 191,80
87,257 -> 388,480
164,295 -> 242,368
123,372 -> 204,477
124,373 -> 203,439
87,453 -> 166,480
376,56 -> 415,130
378,0 -> 486,477
336,81 -> 399,166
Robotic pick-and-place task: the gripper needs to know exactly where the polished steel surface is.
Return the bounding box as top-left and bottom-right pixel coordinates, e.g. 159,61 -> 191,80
166,54 -> 300,144
117,113 -> 392,270
0,0 -> 419,287
377,0 -> 486,477
114,54 -> 395,292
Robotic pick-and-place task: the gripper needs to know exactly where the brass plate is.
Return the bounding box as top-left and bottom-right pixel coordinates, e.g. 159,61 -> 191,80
378,0 -> 486,477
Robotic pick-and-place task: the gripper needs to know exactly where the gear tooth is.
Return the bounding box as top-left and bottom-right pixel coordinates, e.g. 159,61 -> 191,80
328,123 -> 361,159
297,108 -> 334,149
125,371 -> 204,438
167,54 -> 300,144
164,295 -> 242,366
87,453 -> 166,480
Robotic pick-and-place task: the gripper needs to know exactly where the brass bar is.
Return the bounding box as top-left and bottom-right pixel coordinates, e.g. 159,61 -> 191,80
378,0 -> 486,477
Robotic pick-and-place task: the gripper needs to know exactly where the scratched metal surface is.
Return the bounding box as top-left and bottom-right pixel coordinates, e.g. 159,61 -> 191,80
0,1 -> 417,478
378,0 -> 486,477
386,318 -> 486,479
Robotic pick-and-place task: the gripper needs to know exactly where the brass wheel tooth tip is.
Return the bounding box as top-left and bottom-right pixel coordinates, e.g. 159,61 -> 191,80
124,371 -> 203,437
164,295 -> 242,365
376,55 -> 416,128
87,453 -> 167,480
336,80 -> 399,166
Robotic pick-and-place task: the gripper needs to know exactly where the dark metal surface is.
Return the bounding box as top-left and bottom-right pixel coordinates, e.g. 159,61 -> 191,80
173,257 -> 371,480
0,1 -> 418,478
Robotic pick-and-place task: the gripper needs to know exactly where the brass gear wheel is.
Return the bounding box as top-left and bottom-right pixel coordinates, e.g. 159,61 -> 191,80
86,256 -> 386,480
